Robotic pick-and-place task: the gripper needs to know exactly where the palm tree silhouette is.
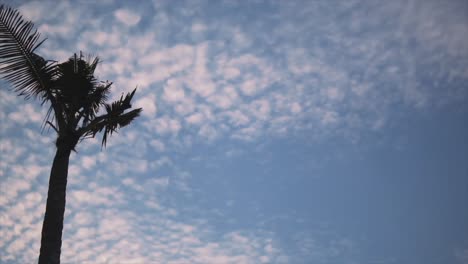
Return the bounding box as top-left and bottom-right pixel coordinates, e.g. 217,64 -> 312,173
0,5 -> 142,263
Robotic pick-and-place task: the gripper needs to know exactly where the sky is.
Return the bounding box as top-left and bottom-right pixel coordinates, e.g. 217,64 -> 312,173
0,0 -> 467,263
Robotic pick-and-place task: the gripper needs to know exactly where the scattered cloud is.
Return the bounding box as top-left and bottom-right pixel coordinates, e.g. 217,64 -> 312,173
1,0 -> 467,263
135,94 -> 158,118
114,9 -> 141,26
456,248 -> 468,264
16,0 -> 465,148
0,149 -> 287,263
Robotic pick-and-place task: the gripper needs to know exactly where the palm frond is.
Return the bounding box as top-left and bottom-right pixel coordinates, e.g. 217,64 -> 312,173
0,5 -> 56,100
86,54 -> 99,76
79,81 -> 112,127
78,88 -> 142,147
95,108 -> 142,147
107,88 -> 138,115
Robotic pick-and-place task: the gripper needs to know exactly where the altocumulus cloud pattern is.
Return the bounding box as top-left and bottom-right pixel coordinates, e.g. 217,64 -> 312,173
1,0 -> 468,263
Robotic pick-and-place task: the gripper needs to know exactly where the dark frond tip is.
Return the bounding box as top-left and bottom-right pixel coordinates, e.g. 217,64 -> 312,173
121,87 -> 138,109
99,108 -> 142,148
120,108 -> 142,127
104,87 -> 139,115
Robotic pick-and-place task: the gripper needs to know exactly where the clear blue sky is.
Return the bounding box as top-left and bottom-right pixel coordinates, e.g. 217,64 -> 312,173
1,0 -> 467,263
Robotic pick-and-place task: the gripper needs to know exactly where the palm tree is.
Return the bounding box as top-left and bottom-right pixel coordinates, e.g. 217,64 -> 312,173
0,5 -> 142,264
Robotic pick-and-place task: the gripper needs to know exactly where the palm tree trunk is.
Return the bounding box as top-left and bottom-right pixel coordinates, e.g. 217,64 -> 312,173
38,144 -> 72,264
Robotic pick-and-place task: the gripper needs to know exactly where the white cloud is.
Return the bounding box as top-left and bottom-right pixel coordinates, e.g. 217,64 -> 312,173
198,125 -> 218,141
80,156 -> 96,170
290,102 -> 302,114
192,22 -> 207,33
39,23 -> 73,36
152,116 -> 182,135
23,3 -> 80,37
225,110 -> 250,127
8,104 -> 43,125
140,44 -> 194,67
69,188 -> 118,207
149,139 -> 166,152
232,124 -> 262,141
186,112 -> 205,125
114,9 -> 141,26
163,79 -> 186,103
232,27 -> 251,48
287,48 -> 315,75
240,79 -> 258,96
207,86 -> 239,109
18,1 -> 48,22
325,87 -> 345,101
221,67 -> 241,80
1,178 -> 31,200
321,110 -> 339,125
150,177 -> 169,188
174,96 -> 197,115
82,30 -> 121,47
186,43 -> 216,97
135,94 -> 157,117
71,212 -> 95,226
248,99 -> 271,121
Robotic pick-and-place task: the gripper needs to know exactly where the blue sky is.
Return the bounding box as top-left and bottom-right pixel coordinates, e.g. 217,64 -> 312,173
1,0 -> 467,263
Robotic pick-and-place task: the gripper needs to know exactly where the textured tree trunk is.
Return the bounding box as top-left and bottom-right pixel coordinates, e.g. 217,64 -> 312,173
38,144 -> 72,264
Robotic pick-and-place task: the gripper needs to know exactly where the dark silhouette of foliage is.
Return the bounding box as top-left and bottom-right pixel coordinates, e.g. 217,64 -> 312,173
0,5 -> 142,263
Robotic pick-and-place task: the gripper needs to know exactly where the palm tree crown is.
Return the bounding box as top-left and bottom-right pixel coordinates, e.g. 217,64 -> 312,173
0,5 -> 142,149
